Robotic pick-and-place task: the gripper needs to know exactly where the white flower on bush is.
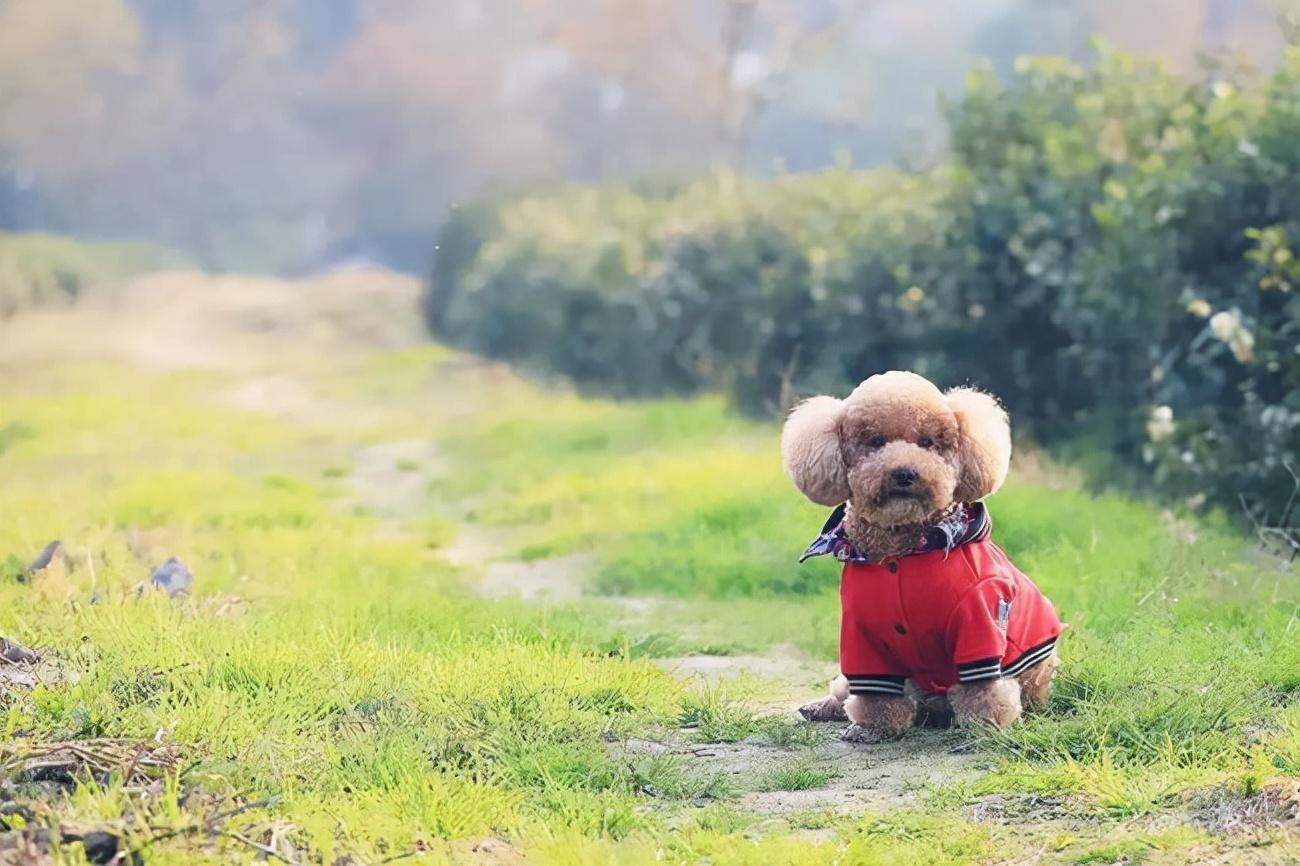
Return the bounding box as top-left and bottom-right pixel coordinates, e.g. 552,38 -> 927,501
1146,405 -> 1175,443
1186,299 -> 1211,318
1231,330 -> 1256,364
1260,404 -> 1300,432
1209,310 -> 1237,341
1208,309 -> 1256,364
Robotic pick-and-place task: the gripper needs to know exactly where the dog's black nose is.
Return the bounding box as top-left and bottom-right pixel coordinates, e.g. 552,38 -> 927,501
891,468 -> 918,487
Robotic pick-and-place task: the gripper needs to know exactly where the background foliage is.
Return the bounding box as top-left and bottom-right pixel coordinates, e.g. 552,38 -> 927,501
428,45 -> 1300,517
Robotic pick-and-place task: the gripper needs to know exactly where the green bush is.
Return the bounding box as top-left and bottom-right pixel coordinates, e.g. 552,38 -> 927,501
429,170 -> 952,411
0,232 -> 187,318
428,44 -> 1300,518
946,48 -> 1300,517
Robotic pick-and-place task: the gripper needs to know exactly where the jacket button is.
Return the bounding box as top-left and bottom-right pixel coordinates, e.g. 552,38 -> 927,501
887,562 -> 898,573
894,624 -> 907,635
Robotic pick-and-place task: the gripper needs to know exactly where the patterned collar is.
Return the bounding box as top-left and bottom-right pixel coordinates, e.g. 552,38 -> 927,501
799,501 -> 990,564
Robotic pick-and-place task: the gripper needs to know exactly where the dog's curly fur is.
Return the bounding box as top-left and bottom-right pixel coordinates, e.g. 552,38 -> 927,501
782,371 -> 1053,739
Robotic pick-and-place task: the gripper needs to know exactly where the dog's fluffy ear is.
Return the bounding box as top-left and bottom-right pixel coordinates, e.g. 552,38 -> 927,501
946,387 -> 1011,502
781,396 -> 849,506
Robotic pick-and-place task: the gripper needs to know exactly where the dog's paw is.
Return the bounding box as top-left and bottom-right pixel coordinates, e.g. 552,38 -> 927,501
839,723 -> 884,744
799,696 -> 847,722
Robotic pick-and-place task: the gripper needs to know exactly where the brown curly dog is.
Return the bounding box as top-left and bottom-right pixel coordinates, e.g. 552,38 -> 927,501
782,371 -> 1061,742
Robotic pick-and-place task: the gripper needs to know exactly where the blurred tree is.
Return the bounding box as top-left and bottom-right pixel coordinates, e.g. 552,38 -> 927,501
0,0 -> 150,184
1274,0 -> 1300,44
0,0 -> 345,270
1089,0 -> 1213,73
134,2 -> 353,269
0,0 -> 1294,272
976,0 -> 1282,75
521,0 -> 872,169
320,0 -> 563,266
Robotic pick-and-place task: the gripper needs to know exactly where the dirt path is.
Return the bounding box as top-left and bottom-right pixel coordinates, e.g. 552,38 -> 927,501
0,268 -> 425,371
621,730 -> 984,818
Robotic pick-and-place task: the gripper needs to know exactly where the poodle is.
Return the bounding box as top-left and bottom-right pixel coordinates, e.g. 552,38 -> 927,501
781,371 -> 1061,742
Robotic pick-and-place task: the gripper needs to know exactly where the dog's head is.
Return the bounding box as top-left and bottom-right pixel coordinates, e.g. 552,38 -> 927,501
780,371 -> 1010,527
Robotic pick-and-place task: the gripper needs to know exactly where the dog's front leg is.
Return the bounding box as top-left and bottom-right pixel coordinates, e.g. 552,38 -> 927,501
841,693 -> 916,742
1015,653 -> 1058,711
799,674 -> 850,721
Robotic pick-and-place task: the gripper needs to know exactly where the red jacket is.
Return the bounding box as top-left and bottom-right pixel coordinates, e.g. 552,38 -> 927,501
803,503 -> 1061,696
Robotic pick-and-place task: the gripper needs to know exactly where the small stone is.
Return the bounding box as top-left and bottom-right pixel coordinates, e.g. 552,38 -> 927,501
0,801 -> 34,830
839,723 -> 884,744
149,558 -> 193,598
26,541 -> 61,576
79,831 -> 120,865
452,837 -> 526,866
623,737 -> 670,755
0,638 -> 37,664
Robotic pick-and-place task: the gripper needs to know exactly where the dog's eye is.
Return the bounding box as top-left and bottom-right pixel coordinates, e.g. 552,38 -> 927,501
918,436 -> 934,449
867,435 -> 887,449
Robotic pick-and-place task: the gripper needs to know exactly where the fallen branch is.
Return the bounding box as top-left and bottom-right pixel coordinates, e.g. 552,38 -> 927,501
1240,462 -> 1300,562
222,829 -> 298,865
138,796 -> 282,860
0,738 -> 182,787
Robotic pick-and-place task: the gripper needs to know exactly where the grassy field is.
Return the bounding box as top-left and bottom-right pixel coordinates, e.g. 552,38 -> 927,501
1,269 -> 1299,864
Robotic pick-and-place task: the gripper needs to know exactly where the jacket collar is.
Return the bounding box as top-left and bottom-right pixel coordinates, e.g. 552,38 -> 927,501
799,501 -> 990,564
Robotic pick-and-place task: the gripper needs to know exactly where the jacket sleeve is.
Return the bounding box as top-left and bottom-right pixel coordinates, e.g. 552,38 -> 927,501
841,607 -> 907,697
945,577 -> 1016,683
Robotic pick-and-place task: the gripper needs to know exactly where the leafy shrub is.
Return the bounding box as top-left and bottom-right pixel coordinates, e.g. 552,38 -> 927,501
428,44 -> 1300,517
430,170 -> 952,412
947,47 -> 1300,517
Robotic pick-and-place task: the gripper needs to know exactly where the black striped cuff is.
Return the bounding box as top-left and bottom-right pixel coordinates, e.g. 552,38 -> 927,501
844,674 -> 906,696
956,656 -> 1002,682
1004,637 -> 1057,677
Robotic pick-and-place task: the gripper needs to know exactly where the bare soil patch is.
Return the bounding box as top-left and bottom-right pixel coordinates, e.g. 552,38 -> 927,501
609,725 -> 986,817
656,644 -> 836,716
346,439 -> 445,521
1191,779 -> 1300,835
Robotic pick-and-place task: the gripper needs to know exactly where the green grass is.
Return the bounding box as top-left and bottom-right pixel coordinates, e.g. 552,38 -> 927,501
2,316 -> 1299,863
757,759 -> 835,792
